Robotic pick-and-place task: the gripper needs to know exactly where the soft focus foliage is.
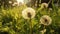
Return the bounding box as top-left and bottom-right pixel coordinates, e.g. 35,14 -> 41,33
0,2 -> 60,34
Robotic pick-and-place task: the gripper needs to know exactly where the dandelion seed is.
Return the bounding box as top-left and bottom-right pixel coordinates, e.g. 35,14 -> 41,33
41,3 -> 48,8
22,7 -> 36,19
40,15 -> 52,26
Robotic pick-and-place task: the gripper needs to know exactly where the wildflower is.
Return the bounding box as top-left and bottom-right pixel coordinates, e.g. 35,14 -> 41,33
40,15 -> 52,26
22,7 -> 36,19
41,3 -> 48,8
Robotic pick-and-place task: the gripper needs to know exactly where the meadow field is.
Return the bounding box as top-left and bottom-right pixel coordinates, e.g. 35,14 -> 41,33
0,0 -> 60,34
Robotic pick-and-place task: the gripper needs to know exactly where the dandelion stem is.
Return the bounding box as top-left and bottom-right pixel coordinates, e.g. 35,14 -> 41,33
44,25 -> 45,29
30,18 -> 32,34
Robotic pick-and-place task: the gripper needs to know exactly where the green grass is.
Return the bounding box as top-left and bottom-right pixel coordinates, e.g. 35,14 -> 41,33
0,4 -> 60,34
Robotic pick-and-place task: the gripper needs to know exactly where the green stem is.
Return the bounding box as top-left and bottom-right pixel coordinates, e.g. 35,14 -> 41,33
30,18 -> 32,34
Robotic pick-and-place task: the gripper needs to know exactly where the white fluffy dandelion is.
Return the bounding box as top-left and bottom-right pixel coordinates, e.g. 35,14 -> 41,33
22,7 -> 36,19
40,15 -> 52,26
41,3 -> 48,8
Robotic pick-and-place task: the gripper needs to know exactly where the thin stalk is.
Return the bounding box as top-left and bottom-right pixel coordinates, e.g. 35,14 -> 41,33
30,18 -> 32,34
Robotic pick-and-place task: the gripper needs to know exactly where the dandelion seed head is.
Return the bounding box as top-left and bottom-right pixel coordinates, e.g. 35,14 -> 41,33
22,7 -> 36,19
40,15 -> 52,26
41,3 -> 48,8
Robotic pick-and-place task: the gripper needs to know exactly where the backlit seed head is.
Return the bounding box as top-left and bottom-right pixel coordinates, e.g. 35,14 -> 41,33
41,3 -> 48,8
40,15 -> 52,26
22,7 -> 36,19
